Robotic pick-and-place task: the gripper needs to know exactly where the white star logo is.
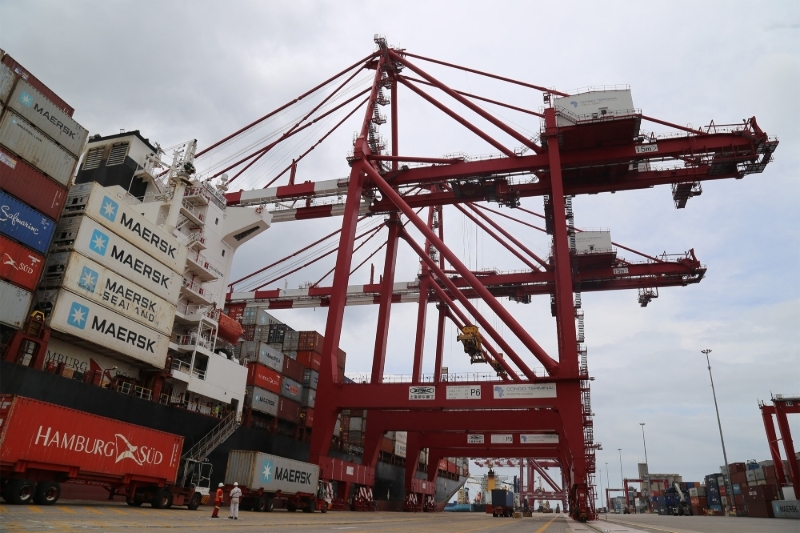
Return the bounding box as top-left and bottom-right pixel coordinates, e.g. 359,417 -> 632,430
101,200 -> 117,219
262,463 -> 272,481
80,270 -> 97,289
92,234 -> 107,252
70,306 -> 86,326
19,93 -> 32,106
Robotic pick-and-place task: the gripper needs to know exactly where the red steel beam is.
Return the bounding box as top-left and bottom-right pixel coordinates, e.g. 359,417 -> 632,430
371,214 -> 402,383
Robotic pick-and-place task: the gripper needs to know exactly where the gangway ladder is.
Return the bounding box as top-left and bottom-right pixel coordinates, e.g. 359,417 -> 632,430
178,410 -> 241,486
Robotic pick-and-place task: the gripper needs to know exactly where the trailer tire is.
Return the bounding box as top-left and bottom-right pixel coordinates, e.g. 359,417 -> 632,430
127,500 -> 143,507
6,479 -> 36,505
265,498 -> 274,512
254,496 -> 270,512
152,489 -> 173,509
286,503 -> 297,513
33,481 -> 60,505
321,502 -> 328,513
188,493 -> 202,511
303,500 -> 316,513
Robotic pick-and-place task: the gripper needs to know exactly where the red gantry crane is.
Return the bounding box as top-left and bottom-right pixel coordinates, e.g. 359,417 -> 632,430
194,36 -> 777,520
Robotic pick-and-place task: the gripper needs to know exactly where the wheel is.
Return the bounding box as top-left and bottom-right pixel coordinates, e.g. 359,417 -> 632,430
187,493 -> 202,511
6,479 -> 36,505
264,498 -> 274,512
286,502 -> 297,513
303,499 -> 316,513
254,496 -> 269,512
321,502 -> 328,513
127,500 -> 143,507
33,481 -> 61,505
151,489 -> 173,509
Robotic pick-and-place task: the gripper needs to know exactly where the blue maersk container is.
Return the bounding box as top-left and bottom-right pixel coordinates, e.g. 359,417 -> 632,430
0,191 -> 55,254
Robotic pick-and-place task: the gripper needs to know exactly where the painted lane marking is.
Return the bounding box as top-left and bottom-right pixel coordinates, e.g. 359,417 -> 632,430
534,515 -> 559,533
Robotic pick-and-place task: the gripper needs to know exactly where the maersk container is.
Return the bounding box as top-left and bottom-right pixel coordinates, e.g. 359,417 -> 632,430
1,53 -> 75,116
0,110 -> 77,187
0,395 -> 182,483
0,146 -> 67,220
44,289 -> 170,369
0,62 -> 14,105
41,251 -> 176,336
50,215 -> 180,303
0,279 -> 32,328
246,386 -> 279,416
8,80 -> 88,157
280,376 -> 303,402
0,191 -> 55,254
64,183 -> 187,272
225,451 -> 320,496
0,234 -> 45,291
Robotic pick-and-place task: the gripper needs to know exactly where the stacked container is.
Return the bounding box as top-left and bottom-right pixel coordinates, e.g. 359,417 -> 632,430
0,50 -> 86,330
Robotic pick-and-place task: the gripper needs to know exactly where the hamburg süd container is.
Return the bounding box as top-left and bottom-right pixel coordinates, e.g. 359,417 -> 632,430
50,215 -> 181,303
8,79 -> 88,157
41,251 -> 176,336
280,377 -> 303,402
0,395 -> 182,482
0,279 -> 32,328
246,386 -> 279,417
1,53 -> 75,116
0,110 -> 77,187
0,146 -> 67,220
0,234 -> 44,291
64,183 -> 188,272
224,450 -> 320,496
246,363 -> 281,394
42,289 -> 170,369
0,191 -> 55,254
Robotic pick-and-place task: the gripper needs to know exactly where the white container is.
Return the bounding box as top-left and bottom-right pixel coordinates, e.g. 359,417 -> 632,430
554,89 -> 635,126
0,279 -> 31,328
349,417 -> 363,432
0,110 -> 77,187
64,183 -> 187,272
394,440 -> 407,458
0,63 -> 14,105
41,251 -> 176,336
8,79 -> 88,157
395,431 -> 408,444
246,386 -> 279,417
242,341 -> 283,372
44,289 -> 169,369
574,231 -> 612,254
301,387 -> 315,408
51,215 -> 180,303
225,451 -> 319,496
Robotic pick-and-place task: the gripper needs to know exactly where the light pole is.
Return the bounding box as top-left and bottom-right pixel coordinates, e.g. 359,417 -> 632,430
605,462 -> 610,513
702,349 -> 735,512
640,423 -> 650,511
599,467 -> 603,510
618,448 -> 625,510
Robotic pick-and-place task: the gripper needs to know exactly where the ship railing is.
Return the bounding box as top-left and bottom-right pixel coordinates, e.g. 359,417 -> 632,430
181,277 -> 218,302
345,369 -> 548,383
171,358 -> 192,374
192,367 -> 207,380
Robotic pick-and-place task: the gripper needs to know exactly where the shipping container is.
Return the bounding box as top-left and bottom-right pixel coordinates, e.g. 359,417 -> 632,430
747,499 -> 775,518
277,397 -> 301,424
394,440 -> 406,458
225,450 -> 320,496
241,324 -> 255,341
301,387 -> 316,408
242,340 -> 283,372
246,386 -> 279,417
302,368 -> 319,390
41,251 -> 176,336
0,62 -> 14,104
64,183 -> 187,272
8,80 -> 88,157
301,407 -> 314,427
0,110 -> 77,187
283,330 -> 300,351
282,355 -> 304,383
349,417 -> 363,431
246,363 -> 281,394
297,350 -> 321,371
743,484 -> 779,502
298,331 -> 324,353
0,279 -> 31,328
51,216 -> 180,303
0,190 -> 55,254
43,289 -> 170,369
280,376 -> 303,402
0,146 -> 67,219
1,54 -> 75,116
0,395 -> 182,483
0,234 -> 44,291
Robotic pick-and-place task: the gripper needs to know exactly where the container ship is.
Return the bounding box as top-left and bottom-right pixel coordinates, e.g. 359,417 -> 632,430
0,49 -> 467,511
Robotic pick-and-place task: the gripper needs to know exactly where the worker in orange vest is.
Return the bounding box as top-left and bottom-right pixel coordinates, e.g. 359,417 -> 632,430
211,482 -> 224,518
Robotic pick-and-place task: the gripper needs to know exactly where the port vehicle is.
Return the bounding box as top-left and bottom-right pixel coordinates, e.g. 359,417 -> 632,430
668,482 -> 693,516
491,488 -> 515,517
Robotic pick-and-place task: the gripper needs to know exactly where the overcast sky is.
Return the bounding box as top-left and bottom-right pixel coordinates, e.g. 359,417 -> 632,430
3,0 -> 798,505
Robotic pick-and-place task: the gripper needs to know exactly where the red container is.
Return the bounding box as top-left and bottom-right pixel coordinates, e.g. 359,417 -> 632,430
298,331 -> 325,353
246,363 -> 281,394
296,350 -> 322,371
763,465 -> 776,481
1,54 -> 74,116
719,484 -> 727,496
277,397 -> 301,424
690,496 -> 707,507
746,500 -> 775,518
282,356 -> 304,383
225,303 -> 245,323
438,459 -> 447,471
447,461 -> 457,474
728,462 -> 746,474
0,235 -> 44,291
731,471 -> 747,485
242,324 -> 255,341
338,348 -> 346,370
0,395 -> 182,483
317,456 -> 374,486
743,484 -> 778,502
381,437 -> 393,453
734,494 -> 744,507
301,407 -> 314,427
0,146 -> 67,220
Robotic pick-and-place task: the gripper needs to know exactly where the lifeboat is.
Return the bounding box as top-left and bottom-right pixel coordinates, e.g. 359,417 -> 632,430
218,311 -> 243,345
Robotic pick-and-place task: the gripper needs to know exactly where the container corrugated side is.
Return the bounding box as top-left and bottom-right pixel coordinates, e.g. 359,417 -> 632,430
42,251 -> 176,336
65,183 -> 187,272
0,110 -> 77,187
51,216 -> 180,303
1,54 -> 75,117
0,234 -> 44,291
0,395 -> 182,482
44,289 -> 170,369
0,191 -> 55,254
0,63 -> 14,105
246,363 -> 281,394
246,385 -> 279,416
0,279 -> 31,328
280,376 -> 303,402
8,80 -> 87,157
0,146 -> 67,220
225,451 -> 319,495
